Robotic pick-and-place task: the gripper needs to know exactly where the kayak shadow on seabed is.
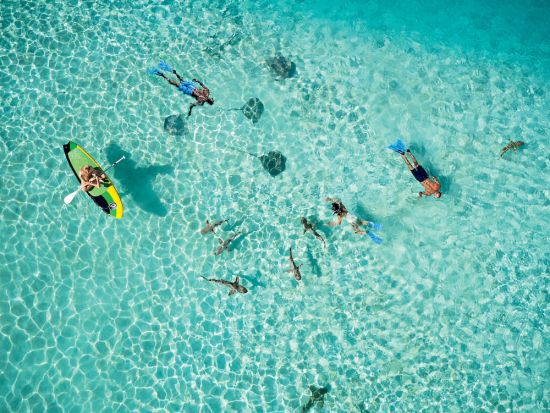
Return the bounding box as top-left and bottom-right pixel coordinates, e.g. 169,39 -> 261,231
105,143 -> 173,217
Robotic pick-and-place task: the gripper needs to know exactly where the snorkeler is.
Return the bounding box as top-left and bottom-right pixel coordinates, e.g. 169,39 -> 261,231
325,198 -> 382,244
148,61 -> 214,116
388,139 -> 441,199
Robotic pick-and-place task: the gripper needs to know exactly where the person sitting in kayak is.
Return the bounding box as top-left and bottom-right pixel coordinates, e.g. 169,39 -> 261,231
149,61 -> 214,116
79,165 -> 106,192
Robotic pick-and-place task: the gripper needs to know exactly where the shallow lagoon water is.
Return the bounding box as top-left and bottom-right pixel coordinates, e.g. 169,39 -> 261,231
0,0 -> 549,411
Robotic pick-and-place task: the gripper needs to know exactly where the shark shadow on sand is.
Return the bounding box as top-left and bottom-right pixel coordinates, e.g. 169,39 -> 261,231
106,143 -> 173,217
305,247 -> 322,277
239,272 -> 267,290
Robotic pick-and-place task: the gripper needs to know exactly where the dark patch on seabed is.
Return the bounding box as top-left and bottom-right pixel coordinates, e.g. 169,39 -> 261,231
106,143 -> 173,216
164,114 -> 188,136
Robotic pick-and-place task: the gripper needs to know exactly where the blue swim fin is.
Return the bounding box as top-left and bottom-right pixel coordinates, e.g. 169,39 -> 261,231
387,138 -> 407,154
158,60 -> 173,72
147,67 -> 162,76
368,222 -> 382,232
367,231 -> 383,245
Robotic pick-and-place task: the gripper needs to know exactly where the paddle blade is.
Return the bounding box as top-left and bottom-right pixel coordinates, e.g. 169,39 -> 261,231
64,188 -> 82,204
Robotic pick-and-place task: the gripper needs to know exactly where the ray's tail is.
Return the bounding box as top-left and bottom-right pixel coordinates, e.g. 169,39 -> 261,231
225,145 -> 258,158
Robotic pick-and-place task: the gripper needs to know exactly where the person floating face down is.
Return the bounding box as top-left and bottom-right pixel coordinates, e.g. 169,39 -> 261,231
325,197 -> 372,234
79,165 -> 106,192
156,69 -> 214,116
400,150 -> 441,198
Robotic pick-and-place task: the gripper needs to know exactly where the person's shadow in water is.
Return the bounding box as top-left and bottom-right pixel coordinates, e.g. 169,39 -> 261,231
105,143 -> 173,217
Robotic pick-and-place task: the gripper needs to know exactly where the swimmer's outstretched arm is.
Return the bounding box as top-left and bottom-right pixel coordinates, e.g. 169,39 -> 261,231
325,197 -> 340,203
193,78 -> 208,90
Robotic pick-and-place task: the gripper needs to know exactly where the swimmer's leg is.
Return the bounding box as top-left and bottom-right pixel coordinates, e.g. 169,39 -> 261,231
407,150 -> 419,166
166,77 -> 180,88
173,70 -> 184,82
156,71 -> 180,87
401,153 -> 414,170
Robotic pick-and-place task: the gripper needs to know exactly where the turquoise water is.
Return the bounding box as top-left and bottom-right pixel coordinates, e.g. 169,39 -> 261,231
1,0 -> 549,411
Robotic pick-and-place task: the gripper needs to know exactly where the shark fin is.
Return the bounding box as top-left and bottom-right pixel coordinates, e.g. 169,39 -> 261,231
228,290 -> 237,296
235,276 -> 240,284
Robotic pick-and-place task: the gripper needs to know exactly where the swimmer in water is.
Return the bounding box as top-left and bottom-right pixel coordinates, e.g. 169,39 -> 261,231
325,198 -> 383,244
400,149 -> 441,199
388,139 -> 441,199
325,198 -> 371,234
149,61 -> 214,116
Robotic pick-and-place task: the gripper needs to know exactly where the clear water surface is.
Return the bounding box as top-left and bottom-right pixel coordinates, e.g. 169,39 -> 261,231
0,0 -> 549,411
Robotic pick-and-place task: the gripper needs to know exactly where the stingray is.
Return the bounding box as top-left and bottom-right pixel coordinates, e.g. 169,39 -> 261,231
204,31 -> 243,58
164,114 -> 188,136
266,55 -> 297,79
229,147 -> 286,177
228,98 -> 264,124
